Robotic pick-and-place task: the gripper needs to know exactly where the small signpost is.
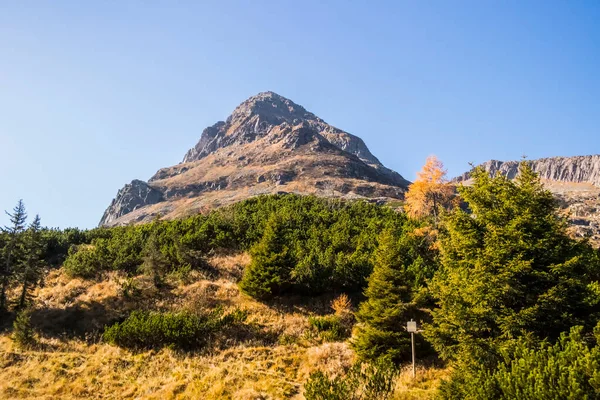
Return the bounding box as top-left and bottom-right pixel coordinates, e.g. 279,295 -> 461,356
407,319 -> 417,378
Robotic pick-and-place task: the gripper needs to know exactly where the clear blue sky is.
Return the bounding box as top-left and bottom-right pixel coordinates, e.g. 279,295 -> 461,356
1,1 -> 599,229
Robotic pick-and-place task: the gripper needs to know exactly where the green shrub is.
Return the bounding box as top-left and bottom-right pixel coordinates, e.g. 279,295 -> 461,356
437,325 -> 600,400
304,357 -> 398,400
308,315 -> 349,342
118,277 -> 141,298
167,264 -> 193,284
63,245 -> 104,278
102,307 -> 247,350
304,371 -> 350,400
12,309 -> 36,348
60,194 -> 419,296
41,227 -> 100,268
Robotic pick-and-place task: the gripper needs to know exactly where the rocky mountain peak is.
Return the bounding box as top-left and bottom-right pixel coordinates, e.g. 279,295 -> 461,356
181,92 -> 384,169
100,92 -> 410,226
99,180 -> 163,226
227,91 -> 316,123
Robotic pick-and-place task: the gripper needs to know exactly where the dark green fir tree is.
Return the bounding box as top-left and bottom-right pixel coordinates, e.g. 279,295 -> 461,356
240,215 -> 292,300
352,228 -> 417,362
18,215 -> 45,309
1,200 -> 27,311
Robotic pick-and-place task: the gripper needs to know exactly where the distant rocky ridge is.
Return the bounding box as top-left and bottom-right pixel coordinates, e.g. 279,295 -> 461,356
100,92 -> 410,226
455,155 -> 600,187
456,155 -> 600,245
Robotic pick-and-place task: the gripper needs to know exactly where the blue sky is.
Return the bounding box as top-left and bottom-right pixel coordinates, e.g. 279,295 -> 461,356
1,1 -> 599,229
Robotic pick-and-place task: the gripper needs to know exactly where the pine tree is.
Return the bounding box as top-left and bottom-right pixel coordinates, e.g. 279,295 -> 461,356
1,200 -> 27,311
425,162 -> 600,363
240,215 -> 292,299
18,215 -> 44,309
352,228 -> 416,362
141,232 -> 170,288
12,308 -> 36,348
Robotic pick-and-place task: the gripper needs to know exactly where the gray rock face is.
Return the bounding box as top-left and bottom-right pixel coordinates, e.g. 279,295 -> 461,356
182,91 -> 384,167
456,155 -> 600,186
99,180 -> 163,226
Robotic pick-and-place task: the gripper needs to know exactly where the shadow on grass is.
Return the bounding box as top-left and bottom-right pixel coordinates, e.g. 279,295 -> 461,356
262,291 -> 365,316
29,298 -> 124,340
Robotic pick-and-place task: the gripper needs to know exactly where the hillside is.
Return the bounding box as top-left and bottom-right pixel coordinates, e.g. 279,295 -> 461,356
100,92 -> 410,227
2,164 -> 600,399
0,252 -> 447,399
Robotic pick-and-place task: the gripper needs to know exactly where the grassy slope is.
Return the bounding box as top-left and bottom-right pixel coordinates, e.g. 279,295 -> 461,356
0,253 -> 448,399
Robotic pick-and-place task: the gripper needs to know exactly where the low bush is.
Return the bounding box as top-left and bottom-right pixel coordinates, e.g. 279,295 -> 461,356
304,357 -> 398,400
309,315 -> 349,342
307,294 -> 355,343
63,245 -> 104,278
438,325 -> 600,400
61,194 -> 417,297
102,307 -> 247,350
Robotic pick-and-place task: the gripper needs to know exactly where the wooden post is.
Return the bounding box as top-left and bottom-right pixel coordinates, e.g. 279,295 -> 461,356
411,331 -> 416,378
407,319 -> 417,378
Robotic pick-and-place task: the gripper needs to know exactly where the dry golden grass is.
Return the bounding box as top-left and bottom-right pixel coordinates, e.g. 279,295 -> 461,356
0,253 -> 448,399
392,365 -> 451,400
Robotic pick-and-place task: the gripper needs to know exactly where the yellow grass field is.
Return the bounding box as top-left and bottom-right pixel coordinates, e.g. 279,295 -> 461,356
0,253 -> 448,399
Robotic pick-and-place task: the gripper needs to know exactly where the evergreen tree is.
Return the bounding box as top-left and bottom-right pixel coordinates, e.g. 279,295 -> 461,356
352,228 -> 417,362
140,231 -> 170,288
12,308 -> 36,348
1,200 -> 27,311
240,215 -> 292,299
425,163 -> 600,363
18,215 -> 44,309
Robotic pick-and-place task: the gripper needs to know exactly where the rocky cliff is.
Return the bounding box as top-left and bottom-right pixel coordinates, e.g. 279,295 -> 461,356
99,180 -> 164,226
455,155 -> 600,186
100,92 -> 410,226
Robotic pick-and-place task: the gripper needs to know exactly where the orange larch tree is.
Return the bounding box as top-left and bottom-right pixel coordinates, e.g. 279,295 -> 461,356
404,155 -> 454,224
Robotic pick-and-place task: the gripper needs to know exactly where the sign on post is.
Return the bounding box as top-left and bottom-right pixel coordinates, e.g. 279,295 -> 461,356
407,319 -> 417,377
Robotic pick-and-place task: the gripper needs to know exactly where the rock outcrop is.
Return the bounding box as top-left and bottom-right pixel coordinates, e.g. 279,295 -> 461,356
99,180 -> 163,226
100,92 -> 410,226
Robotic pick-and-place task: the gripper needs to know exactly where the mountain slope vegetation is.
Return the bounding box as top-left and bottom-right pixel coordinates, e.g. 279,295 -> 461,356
2,160 -> 600,399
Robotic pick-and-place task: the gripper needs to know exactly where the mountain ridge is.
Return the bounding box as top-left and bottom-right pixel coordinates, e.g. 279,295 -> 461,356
455,155 -> 600,186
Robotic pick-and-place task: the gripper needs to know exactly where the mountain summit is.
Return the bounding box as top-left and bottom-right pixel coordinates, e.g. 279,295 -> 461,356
100,92 -> 410,226
183,92 -> 383,167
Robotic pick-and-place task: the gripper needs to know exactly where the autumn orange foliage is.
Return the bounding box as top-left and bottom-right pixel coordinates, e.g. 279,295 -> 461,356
404,155 -> 454,223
